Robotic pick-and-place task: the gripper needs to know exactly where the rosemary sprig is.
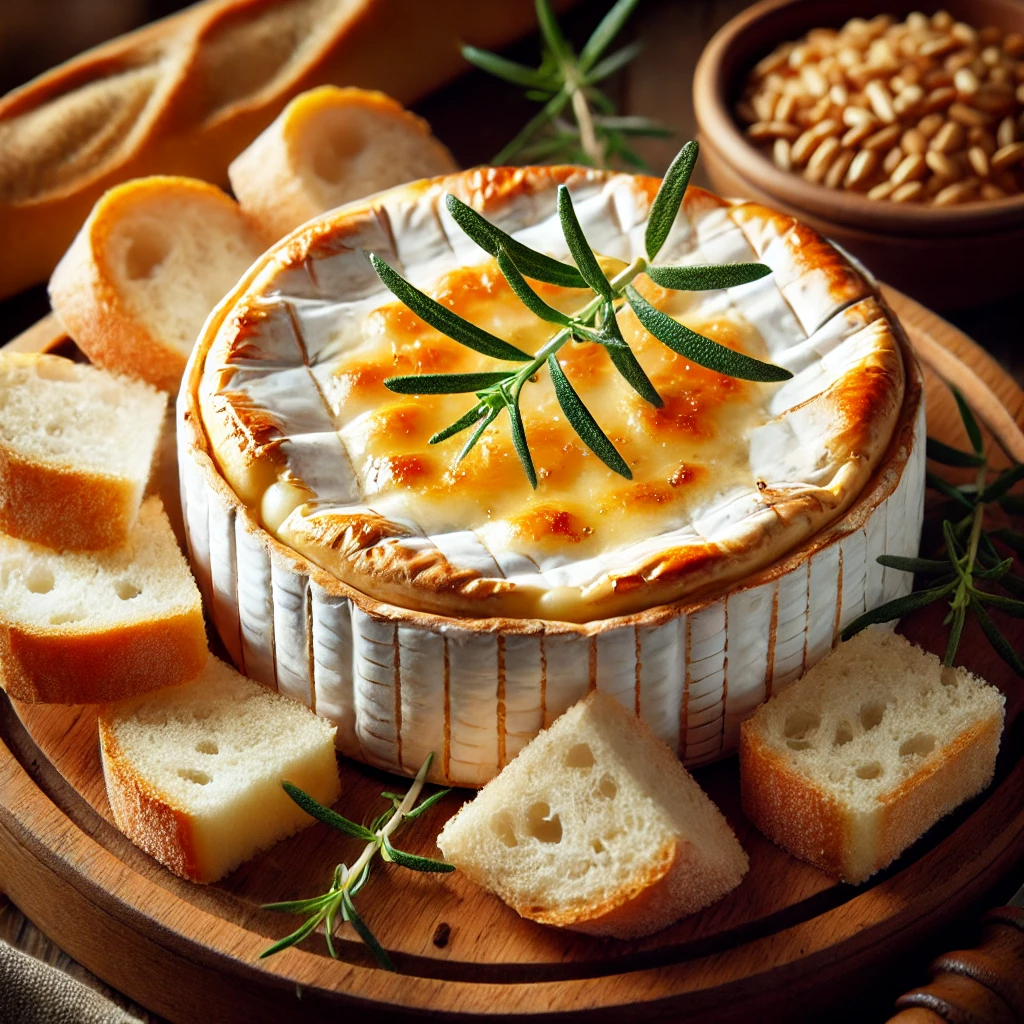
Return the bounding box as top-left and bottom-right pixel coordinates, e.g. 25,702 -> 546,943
843,385 -> 1024,677
463,0 -> 669,168
260,753 -> 452,971
372,139 -> 788,488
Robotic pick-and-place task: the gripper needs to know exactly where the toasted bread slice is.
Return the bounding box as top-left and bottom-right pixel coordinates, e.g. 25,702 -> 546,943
48,176 -> 264,392
0,352 -> 165,550
99,655 -> 341,883
228,86 -> 457,242
437,691 -> 748,938
740,628 -> 1005,884
0,496 -> 207,704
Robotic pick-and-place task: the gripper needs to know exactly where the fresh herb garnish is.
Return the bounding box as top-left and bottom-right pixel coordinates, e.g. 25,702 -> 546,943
463,0 -> 669,168
260,753 -> 453,971
371,139 -> 787,488
843,385 -> 1024,677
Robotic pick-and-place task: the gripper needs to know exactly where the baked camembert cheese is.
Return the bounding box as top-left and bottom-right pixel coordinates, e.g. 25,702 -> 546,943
197,168 -> 903,624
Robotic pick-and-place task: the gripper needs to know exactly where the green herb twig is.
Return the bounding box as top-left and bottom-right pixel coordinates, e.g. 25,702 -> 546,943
843,385 -> 1024,676
463,0 -> 669,169
260,754 -> 453,971
371,140 -> 790,488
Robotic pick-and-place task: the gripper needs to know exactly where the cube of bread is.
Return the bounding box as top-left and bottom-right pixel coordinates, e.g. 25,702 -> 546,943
49,176 -> 264,392
0,496 -> 207,703
0,352 -> 165,550
740,628 -> 1005,884
437,691 -> 748,939
228,86 -> 457,243
99,655 -> 341,883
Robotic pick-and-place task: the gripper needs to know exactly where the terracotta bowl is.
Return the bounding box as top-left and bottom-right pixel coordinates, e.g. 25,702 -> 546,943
693,0 -> 1024,311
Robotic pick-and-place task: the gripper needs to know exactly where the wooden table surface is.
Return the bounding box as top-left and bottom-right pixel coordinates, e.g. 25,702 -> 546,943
0,2 -> 1021,1023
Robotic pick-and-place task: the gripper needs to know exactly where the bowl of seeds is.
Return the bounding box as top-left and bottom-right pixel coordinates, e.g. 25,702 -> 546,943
693,0 -> 1024,309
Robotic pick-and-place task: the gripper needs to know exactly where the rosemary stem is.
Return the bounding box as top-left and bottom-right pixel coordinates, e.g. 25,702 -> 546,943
570,84 -> 604,166
965,460 -> 988,573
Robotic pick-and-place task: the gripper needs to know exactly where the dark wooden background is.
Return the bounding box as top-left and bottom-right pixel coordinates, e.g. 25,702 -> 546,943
0,2 -> 1021,1022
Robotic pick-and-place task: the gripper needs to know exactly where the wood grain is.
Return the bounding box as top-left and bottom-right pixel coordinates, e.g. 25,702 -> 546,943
0,293 -> 1021,1022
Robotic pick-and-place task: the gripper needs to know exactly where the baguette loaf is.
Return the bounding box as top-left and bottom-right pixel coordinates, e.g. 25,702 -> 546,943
99,655 -> 341,883
0,496 -> 207,704
230,85 -> 457,242
437,691 -> 748,939
740,628 -> 1005,884
0,0 -> 566,300
49,176 -> 264,391
0,352 -> 165,549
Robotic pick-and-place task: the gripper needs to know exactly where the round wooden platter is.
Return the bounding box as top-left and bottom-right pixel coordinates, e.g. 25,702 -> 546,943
0,290 -> 1022,1023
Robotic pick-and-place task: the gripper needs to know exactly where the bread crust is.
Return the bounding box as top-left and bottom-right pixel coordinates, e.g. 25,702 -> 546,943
0,0 -> 565,300
0,443 -> 139,550
0,612 -> 208,704
195,166 -> 905,622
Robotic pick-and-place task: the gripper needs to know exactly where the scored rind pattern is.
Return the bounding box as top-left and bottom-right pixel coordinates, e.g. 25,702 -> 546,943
177,361 -> 925,785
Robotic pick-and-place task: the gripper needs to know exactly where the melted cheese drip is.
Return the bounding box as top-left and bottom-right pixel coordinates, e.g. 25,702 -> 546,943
323,258 -> 770,562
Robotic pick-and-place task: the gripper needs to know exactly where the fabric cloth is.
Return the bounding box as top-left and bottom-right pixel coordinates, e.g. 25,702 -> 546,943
0,941 -> 141,1024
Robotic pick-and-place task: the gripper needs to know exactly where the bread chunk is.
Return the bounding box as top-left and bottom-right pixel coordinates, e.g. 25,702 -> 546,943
740,628 -> 1005,884
0,496 -> 207,703
49,176 -> 264,391
229,86 -> 457,242
0,352 -> 165,550
100,656 -> 340,883
437,691 -> 748,938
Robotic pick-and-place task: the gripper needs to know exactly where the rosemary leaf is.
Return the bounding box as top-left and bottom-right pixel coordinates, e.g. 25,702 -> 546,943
496,248 -> 574,326
944,603 -> 968,666
457,407 -> 500,464
980,463 -> 1024,503
381,834 -> 455,873
625,286 -> 793,382
535,0 -> 572,62
586,41 -> 645,83
557,185 -> 613,298
259,914 -> 324,959
402,789 -> 451,820
926,470 -> 976,512
974,554 -> 1016,579
342,890 -> 395,972
548,353 -> 631,478
385,372 -> 514,395
493,89 -> 572,165
925,437 -> 986,467
324,901 -> 339,959
460,45 -> 553,89
444,194 -> 587,288
647,263 -> 772,292
592,113 -> 672,137
645,140 -> 699,261
597,305 -> 662,406
507,399 -> 538,488
430,405 -> 487,445
950,384 -> 985,455
579,0 -> 642,71
971,597 -> 1024,675
262,893 -> 338,915
841,582 -> 957,638
876,554 -> 957,574
973,589 -> 1024,618
282,782 -> 376,841
370,254 -> 531,362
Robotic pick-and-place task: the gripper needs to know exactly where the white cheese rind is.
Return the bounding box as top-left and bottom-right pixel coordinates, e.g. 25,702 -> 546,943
176,363 -> 925,785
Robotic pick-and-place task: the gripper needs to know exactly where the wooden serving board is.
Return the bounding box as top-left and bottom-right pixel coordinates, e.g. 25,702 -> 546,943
0,290 -> 1022,1023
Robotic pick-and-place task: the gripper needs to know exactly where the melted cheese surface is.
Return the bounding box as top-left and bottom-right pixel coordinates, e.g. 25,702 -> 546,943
197,169 -> 902,621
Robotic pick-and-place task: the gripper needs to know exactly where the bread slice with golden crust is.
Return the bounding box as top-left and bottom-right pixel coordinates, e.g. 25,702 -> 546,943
228,86 -> 457,243
740,628 -> 1005,884
0,352 -> 165,551
437,691 -> 748,938
48,176 -> 264,392
0,496 -> 207,704
99,655 -> 341,883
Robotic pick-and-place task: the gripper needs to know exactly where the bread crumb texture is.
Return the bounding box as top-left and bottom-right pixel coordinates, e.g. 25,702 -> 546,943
99,655 -> 340,883
740,628 -> 1005,883
437,691 -> 748,938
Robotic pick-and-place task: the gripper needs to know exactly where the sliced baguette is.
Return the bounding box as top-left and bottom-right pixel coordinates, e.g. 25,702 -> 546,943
740,628 -> 1006,884
437,691 -> 748,939
0,352 -> 165,550
48,176 -> 264,392
0,495 -> 207,704
99,655 -> 340,883
228,86 -> 457,243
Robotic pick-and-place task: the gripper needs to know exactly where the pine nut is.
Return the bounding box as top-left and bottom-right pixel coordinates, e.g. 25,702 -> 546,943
948,102 -> 991,126
968,126 -> 997,156
920,35 -> 958,58
865,79 -> 896,122
891,153 -> 927,185
824,149 -> 856,189
842,106 -> 877,128
901,128 -> 928,154
968,146 -> 991,177
973,86 -> 1016,113
997,116 -> 1016,148
892,181 -> 925,202
805,137 -> 841,182
930,120 -> 966,153
829,83 -> 849,106
945,50 -> 976,74
953,67 -> 981,94
981,45 -> 1001,66
862,123 -> 903,150
922,86 -> 957,112
753,90 -> 780,122
980,182 -> 1007,199
790,119 -> 841,164
748,121 -> 801,141
893,84 -> 925,116
773,137 -> 792,170
932,11 -> 953,30
802,65 -> 829,97
917,113 -> 945,139
842,122 -> 877,148
991,141 -> 1024,171
950,22 -> 977,46
868,180 -> 898,200
845,149 -> 880,188
774,93 -> 798,122
932,177 -> 981,205
883,145 -> 905,175
926,150 -> 961,180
